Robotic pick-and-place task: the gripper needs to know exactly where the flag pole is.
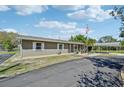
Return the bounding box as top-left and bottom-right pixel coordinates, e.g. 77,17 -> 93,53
85,24 -> 89,53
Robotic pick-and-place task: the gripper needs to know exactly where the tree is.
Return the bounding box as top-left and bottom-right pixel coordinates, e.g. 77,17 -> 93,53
120,41 -> 124,47
119,31 -> 124,38
110,6 -> 124,38
69,34 -> 96,45
98,36 -> 117,43
0,31 -> 8,43
69,36 -> 74,41
0,31 -> 18,51
3,39 -> 14,51
69,34 -> 87,43
87,38 -> 96,46
8,32 -> 18,48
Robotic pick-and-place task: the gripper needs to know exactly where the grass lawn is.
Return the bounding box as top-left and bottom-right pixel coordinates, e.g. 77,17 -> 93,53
0,54 -> 83,78
91,50 -> 124,54
0,51 -> 17,55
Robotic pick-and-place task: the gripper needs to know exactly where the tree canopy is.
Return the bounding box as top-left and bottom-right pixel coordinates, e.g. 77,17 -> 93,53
69,34 -> 87,43
110,6 -> 124,38
119,31 -> 124,38
0,31 -> 18,51
98,35 -> 117,43
69,34 -> 96,46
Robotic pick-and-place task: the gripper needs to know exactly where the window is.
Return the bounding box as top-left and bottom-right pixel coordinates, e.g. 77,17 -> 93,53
36,43 -> 42,49
33,42 -> 44,50
59,44 -> 63,50
57,43 -> 64,50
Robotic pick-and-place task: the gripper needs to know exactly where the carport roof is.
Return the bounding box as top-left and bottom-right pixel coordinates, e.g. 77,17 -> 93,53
94,42 -> 120,47
17,35 -> 85,45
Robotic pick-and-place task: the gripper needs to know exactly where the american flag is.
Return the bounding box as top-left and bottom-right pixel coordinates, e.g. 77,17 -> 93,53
85,24 -> 90,34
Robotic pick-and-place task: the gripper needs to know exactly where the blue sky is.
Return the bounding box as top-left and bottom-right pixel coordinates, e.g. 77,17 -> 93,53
0,5 -> 122,40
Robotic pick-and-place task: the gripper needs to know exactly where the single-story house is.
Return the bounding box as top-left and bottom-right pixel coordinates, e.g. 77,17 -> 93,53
17,35 -> 86,57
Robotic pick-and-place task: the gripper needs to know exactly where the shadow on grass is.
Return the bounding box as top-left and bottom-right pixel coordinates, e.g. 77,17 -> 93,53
86,57 -> 124,71
77,70 -> 123,87
76,57 -> 124,87
0,63 -> 20,73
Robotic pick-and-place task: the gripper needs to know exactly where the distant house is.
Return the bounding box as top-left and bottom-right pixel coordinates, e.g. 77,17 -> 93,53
18,35 -> 86,57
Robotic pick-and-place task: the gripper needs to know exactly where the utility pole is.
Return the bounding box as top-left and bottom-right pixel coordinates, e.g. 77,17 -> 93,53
85,24 -> 90,53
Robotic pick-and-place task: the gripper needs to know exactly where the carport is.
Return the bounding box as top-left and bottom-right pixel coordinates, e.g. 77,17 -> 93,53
92,42 -> 121,53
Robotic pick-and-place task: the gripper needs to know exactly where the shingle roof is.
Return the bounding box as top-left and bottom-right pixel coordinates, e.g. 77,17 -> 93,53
17,35 -> 85,45
95,42 -> 120,47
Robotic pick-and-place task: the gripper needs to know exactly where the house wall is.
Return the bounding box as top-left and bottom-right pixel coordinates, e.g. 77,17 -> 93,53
21,40 -> 69,57
64,43 -> 68,49
21,40 -> 85,57
22,40 -> 33,49
45,42 -> 57,49
22,49 -> 68,57
22,40 -> 70,50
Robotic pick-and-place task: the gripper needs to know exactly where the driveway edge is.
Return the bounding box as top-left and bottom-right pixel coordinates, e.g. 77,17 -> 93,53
121,66 -> 124,87
0,57 -> 85,82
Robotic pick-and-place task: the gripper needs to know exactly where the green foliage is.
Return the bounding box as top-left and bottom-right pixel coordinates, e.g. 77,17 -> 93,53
2,39 -> 14,51
98,35 -> 117,43
69,34 -> 96,46
87,38 -> 96,46
119,31 -> 124,38
110,6 -> 124,38
120,41 -> 124,46
0,31 -> 18,51
69,34 -> 87,43
0,31 -> 8,43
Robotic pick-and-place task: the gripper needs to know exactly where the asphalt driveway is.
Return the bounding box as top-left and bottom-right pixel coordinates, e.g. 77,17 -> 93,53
0,54 -> 14,64
0,56 -> 124,87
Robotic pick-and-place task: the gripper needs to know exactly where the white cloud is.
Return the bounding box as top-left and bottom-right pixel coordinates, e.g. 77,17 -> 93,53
35,20 -> 92,38
13,5 -> 48,16
52,5 -> 85,11
67,6 -> 112,22
0,5 -> 10,11
35,20 -> 78,31
0,28 -> 17,33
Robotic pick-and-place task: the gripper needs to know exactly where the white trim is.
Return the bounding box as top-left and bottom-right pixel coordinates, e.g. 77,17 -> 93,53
32,42 -> 44,51
32,42 -> 36,51
57,43 -> 59,50
62,44 -> 64,50
69,44 -> 71,52
42,42 -> 44,50
57,43 -> 64,50
73,45 -> 75,52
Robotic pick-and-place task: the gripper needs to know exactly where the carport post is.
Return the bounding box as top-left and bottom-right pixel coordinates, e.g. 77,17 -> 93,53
19,38 -> 23,58
69,44 -> 71,53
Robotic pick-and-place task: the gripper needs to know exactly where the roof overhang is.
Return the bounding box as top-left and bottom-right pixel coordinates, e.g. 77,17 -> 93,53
94,42 -> 120,47
17,35 -> 85,45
